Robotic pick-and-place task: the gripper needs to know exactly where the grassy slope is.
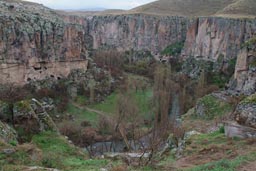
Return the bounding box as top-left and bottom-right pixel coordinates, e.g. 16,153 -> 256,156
66,103 -> 99,127
130,0 -> 256,17
130,0 -> 236,16
89,89 -> 153,118
185,132 -> 256,171
157,129 -> 256,171
65,88 -> 153,129
216,0 -> 256,17
59,0 -> 256,18
0,132 -> 112,171
65,74 -> 153,127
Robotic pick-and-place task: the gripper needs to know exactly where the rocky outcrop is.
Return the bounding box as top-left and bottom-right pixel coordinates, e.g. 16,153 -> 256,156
0,59 -> 88,85
224,121 -> 256,138
232,38 -> 256,94
194,93 -> 232,119
0,0 -> 88,85
224,93 -> 256,138
0,120 -> 17,143
235,94 -> 256,129
0,0 -> 256,87
184,17 -> 256,61
13,99 -> 58,132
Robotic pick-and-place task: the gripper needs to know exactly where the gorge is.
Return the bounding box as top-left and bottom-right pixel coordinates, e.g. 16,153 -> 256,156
0,0 -> 256,171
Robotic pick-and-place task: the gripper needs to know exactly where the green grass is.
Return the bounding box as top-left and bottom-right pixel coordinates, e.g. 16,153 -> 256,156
196,95 -> 233,119
66,103 -> 99,127
161,42 -> 184,56
130,166 -> 158,171
75,95 -> 89,105
32,131 -> 110,171
240,93 -> 256,105
192,130 -> 228,146
89,89 -> 153,119
89,92 -> 118,115
0,132 -> 112,171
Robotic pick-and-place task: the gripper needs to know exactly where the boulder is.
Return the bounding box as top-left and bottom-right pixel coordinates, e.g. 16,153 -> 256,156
195,94 -> 232,119
224,121 -> 256,138
13,100 -> 34,120
233,39 -> 256,95
12,99 -> 58,132
30,99 -> 58,132
235,94 -> 256,129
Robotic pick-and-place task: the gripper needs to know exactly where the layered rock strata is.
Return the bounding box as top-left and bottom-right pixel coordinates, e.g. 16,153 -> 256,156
1,0 -> 256,87
0,0 -> 88,85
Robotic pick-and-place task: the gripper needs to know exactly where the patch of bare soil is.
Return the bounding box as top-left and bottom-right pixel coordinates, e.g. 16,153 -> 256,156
238,161 -> 256,171
173,145 -> 237,169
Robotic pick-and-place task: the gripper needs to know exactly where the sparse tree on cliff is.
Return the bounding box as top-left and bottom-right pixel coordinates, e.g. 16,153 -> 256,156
115,92 -> 139,151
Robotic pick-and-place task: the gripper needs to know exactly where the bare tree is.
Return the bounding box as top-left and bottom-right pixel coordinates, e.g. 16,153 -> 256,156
0,84 -> 28,126
114,92 -> 140,151
153,64 -> 173,128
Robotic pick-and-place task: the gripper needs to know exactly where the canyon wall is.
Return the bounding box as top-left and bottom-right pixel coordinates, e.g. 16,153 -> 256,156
184,17 -> 256,61
77,15 -> 256,63
0,1 -> 88,85
1,1 -> 256,87
233,38 -> 256,94
86,15 -> 189,53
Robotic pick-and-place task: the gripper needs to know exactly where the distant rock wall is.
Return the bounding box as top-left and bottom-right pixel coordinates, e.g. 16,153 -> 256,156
184,17 -> 256,61
1,0 -> 256,87
86,15 -> 189,53
0,0 -> 88,84
233,38 -> 256,94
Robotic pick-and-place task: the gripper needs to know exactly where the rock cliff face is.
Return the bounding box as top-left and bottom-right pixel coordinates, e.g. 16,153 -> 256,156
86,15 -> 189,53
1,0 -> 256,87
0,1 -> 88,85
184,17 -> 256,61
233,38 -> 256,94
80,15 -> 256,63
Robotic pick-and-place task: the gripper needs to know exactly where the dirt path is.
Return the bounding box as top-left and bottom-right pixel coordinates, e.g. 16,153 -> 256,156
72,102 -> 112,117
72,102 -> 130,148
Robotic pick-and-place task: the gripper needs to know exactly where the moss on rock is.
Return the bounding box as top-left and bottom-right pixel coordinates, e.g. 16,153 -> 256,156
195,94 -> 232,120
0,121 -> 17,143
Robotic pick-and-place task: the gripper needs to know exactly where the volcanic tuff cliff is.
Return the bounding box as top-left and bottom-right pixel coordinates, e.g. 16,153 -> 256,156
0,0 -> 88,84
184,17 -> 256,61
86,15 -> 189,53
0,0 -> 256,90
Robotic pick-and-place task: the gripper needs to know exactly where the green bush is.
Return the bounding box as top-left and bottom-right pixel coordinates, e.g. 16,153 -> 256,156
161,41 -> 184,56
240,93 -> 256,104
196,95 -> 232,120
9,140 -> 18,146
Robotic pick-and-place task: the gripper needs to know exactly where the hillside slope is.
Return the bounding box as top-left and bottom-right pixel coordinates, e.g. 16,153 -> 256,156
217,0 -> 256,17
130,0 -> 256,17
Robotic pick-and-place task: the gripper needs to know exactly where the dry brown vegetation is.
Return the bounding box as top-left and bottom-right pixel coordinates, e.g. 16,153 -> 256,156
131,0 -> 256,17
59,0 -> 256,18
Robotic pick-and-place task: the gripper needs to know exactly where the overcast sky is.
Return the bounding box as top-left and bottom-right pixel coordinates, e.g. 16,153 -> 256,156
24,0 -> 156,10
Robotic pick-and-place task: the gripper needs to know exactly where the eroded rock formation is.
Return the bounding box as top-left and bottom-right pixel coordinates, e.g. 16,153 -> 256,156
0,0 -> 256,88
0,0 -> 88,85
184,17 -> 256,61
86,15 -> 189,53
233,38 -> 256,94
